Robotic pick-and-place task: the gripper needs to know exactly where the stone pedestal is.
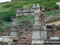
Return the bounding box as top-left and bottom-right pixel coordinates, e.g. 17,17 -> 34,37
31,27 -> 44,45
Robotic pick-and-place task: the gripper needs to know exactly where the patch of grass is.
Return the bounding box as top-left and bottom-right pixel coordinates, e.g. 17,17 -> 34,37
44,10 -> 60,16
47,17 -> 60,23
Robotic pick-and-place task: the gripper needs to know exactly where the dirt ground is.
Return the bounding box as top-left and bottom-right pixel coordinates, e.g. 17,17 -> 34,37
46,21 -> 60,25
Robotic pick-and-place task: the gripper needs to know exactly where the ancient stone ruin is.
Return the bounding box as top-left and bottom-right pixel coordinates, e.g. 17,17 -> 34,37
0,4 -> 60,45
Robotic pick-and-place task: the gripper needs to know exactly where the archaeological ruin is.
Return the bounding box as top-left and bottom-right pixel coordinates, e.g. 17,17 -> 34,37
0,4 -> 60,45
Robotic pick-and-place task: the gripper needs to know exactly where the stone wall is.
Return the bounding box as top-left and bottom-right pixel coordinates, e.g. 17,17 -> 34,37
0,27 -> 60,45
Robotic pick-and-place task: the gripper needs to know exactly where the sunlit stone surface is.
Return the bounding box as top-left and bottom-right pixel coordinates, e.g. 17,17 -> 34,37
31,4 -> 46,45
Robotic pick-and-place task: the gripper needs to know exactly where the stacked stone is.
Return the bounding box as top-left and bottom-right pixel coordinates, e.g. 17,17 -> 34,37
10,16 -> 19,40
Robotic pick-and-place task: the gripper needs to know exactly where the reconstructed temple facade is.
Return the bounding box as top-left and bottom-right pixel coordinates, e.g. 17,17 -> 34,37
0,4 -> 60,45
